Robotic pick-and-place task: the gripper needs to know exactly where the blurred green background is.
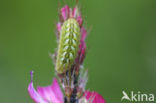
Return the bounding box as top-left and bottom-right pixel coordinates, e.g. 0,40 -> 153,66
0,0 -> 156,103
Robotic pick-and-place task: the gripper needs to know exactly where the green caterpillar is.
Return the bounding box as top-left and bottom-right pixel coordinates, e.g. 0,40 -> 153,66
56,18 -> 81,74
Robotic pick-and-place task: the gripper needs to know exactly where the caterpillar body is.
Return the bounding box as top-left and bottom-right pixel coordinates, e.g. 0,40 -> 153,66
56,18 -> 81,74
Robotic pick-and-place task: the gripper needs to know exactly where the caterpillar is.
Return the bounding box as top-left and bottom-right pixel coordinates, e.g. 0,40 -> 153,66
56,18 -> 81,74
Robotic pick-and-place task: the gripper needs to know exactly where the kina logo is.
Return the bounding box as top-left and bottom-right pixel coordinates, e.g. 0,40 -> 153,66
121,91 -> 154,102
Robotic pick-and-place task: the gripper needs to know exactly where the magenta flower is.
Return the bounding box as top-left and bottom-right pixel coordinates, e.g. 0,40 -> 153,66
28,71 -> 63,103
28,72 -> 106,103
28,3 -> 106,103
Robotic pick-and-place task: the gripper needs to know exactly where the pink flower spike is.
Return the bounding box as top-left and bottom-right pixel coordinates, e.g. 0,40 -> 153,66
28,71 -> 63,103
84,91 -> 106,103
77,15 -> 83,27
61,5 -> 70,21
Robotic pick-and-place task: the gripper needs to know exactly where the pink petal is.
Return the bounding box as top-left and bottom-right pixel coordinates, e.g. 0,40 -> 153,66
84,91 -> 106,103
51,78 -> 64,103
72,7 -> 78,18
61,5 -> 70,21
77,15 -> 83,26
80,27 -> 87,41
56,22 -> 61,39
28,82 -> 48,103
28,71 -> 63,103
79,41 -> 86,64
37,78 -> 63,103
28,71 -> 47,103
57,22 -> 61,33
75,41 -> 86,65
77,27 -> 87,64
